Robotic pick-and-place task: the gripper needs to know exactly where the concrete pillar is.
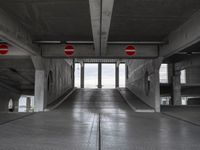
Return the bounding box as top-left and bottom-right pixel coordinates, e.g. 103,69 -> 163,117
31,56 -> 47,112
26,97 -> 31,112
98,63 -> 102,88
172,70 -> 181,105
81,62 -> 84,88
154,69 -> 161,112
115,62 -> 119,88
72,59 -> 75,87
34,70 -> 47,112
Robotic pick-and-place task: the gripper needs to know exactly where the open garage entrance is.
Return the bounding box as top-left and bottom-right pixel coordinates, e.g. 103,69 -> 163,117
74,60 -> 126,89
102,63 -> 115,88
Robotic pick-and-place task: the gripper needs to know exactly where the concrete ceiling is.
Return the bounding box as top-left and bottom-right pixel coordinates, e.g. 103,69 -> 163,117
0,0 -> 200,58
109,0 -> 200,41
1,0 -> 200,42
0,0 -> 93,41
0,57 -> 35,94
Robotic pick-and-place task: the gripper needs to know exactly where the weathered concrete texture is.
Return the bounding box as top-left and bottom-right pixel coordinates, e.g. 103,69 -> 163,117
0,57 -> 35,112
1,89 -> 200,150
32,57 -> 74,111
0,86 -> 20,112
172,71 -> 181,105
44,59 -> 73,105
126,58 -> 162,112
0,8 -> 39,55
186,66 -> 200,84
162,106 -> 200,126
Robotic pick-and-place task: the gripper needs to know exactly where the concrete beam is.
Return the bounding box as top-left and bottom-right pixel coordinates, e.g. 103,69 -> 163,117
89,0 -> 101,56
41,44 -> 158,58
160,10 -> 200,57
89,0 -> 115,56
0,8 -> 40,56
101,0 -> 115,56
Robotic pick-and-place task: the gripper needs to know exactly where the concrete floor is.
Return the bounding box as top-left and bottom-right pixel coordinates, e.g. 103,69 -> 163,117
0,89 -> 200,150
162,106 -> 200,126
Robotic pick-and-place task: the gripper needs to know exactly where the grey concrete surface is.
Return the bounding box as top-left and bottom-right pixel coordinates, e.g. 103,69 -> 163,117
118,88 -> 155,112
126,58 -> 162,112
162,106 -> 200,126
0,89 -> 200,150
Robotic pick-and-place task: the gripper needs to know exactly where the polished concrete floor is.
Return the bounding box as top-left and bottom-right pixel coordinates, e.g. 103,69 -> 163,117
0,89 -> 200,150
162,106 -> 200,126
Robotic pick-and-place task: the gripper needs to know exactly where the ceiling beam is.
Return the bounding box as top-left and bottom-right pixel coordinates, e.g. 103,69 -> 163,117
41,44 -> 158,58
0,8 -> 40,56
89,0 -> 101,56
160,10 -> 200,57
89,0 -> 115,56
101,0 -> 115,56
34,40 -> 167,45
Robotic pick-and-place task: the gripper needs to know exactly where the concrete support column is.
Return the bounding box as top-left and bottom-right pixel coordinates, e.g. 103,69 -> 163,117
115,62 -> 119,88
98,63 -> 102,88
26,97 -> 31,112
154,69 -> 161,112
80,62 -> 84,88
172,70 -> 181,105
31,56 -> 47,112
34,70 -> 46,112
72,59 -> 75,88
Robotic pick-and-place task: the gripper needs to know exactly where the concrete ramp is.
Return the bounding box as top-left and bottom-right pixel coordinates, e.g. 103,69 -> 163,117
118,88 -> 155,112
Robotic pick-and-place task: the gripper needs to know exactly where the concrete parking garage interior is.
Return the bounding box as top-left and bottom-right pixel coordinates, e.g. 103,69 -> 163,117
0,0 -> 200,149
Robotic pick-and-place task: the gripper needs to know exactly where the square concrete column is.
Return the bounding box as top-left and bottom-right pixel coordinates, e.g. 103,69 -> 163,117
26,97 -> 31,112
172,71 -> 181,105
115,62 -> 119,88
81,62 -> 84,88
154,69 -> 161,112
98,63 -> 102,88
34,70 -> 47,112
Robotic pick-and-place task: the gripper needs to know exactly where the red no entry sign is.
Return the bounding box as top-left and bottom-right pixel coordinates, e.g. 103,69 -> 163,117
64,44 -> 74,56
0,44 -> 8,55
125,45 -> 136,56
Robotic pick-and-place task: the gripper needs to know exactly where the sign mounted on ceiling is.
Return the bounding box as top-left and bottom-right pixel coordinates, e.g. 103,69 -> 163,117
0,44 -> 8,55
125,45 -> 136,56
64,44 -> 74,56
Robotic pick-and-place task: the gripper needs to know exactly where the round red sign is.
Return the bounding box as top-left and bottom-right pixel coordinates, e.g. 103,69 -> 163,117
125,45 -> 136,56
64,44 -> 74,56
0,44 -> 8,55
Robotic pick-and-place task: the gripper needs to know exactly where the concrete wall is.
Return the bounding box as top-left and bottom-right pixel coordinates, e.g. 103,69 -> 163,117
44,59 -> 73,106
0,87 -> 20,112
186,66 -> 200,84
126,58 -> 162,112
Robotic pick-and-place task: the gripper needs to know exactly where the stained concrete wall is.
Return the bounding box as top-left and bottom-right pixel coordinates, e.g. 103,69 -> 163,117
0,87 -> 20,112
44,59 -> 73,105
126,58 -> 162,112
185,67 -> 200,84
32,57 -> 74,111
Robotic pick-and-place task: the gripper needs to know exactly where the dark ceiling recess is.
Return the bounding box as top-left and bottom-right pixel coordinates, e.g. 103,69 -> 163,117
0,1 -> 93,41
109,0 -> 200,41
9,68 -> 34,85
165,41 -> 200,63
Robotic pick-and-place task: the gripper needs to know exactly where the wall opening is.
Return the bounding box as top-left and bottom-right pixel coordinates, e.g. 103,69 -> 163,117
84,63 -> 98,88
119,63 -> 126,88
102,63 -> 115,88
159,64 -> 168,83
8,99 -> 14,112
74,63 -> 81,88
18,95 -> 34,112
180,69 -> 186,84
